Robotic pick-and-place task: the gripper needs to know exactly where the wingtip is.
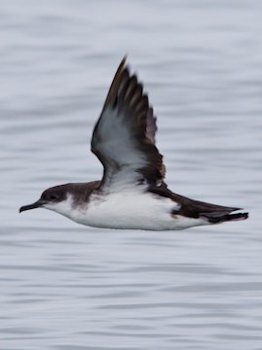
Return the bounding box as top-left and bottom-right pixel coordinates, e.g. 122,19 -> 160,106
101,55 -> 130,111
119,54 -> 128,69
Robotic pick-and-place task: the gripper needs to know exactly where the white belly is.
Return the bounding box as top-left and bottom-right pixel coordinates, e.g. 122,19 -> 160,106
69,190 -> 207,231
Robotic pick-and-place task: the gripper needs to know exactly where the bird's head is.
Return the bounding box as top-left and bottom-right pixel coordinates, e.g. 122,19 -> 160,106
19,184 -> 72,216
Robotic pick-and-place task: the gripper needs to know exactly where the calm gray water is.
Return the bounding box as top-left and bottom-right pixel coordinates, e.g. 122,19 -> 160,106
1,1 -> 262,349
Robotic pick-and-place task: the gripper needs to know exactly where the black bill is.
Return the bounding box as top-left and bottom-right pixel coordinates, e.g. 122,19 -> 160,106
19,200 -> 45,213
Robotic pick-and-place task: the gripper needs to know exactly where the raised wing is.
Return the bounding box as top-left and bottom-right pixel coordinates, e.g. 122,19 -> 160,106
91,57 -> 165,191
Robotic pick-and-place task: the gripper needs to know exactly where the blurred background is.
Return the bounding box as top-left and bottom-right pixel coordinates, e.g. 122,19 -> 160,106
1,1 -> 262,349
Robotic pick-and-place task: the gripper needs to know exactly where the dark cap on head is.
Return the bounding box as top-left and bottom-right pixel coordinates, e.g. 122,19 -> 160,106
19,184 -> 68,213
19,181 -> 101,213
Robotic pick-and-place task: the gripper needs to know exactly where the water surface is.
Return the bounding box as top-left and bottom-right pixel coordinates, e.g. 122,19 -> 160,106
1,1 -> 262,349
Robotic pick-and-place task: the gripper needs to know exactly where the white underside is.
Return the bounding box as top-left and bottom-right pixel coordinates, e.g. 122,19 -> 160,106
45,188 -> 209,231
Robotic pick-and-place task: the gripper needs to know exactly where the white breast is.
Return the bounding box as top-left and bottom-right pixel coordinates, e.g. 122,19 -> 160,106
67,189 -> 207,231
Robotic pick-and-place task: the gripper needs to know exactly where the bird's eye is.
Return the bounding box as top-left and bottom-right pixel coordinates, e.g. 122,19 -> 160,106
50,194 -> 58,201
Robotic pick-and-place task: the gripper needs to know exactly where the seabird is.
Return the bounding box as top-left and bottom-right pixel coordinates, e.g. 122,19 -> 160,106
19,58 -> 248,230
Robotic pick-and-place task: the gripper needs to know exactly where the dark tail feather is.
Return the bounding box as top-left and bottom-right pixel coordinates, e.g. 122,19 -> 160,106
155,185 -> 250,225
202,212 -> 249,224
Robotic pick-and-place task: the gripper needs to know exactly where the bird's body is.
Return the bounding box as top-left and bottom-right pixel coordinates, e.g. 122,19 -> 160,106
45,182 -> 205,230
20,58 -> 248,230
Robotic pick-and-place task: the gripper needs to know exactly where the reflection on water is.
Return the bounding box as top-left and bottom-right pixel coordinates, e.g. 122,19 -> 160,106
1,0 -> 262,349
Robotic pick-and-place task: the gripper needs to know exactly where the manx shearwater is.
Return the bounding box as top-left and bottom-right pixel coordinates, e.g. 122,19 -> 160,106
20,58 -> 248,230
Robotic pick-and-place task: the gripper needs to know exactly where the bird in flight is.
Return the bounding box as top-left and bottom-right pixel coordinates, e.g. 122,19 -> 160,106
20,58 -> 248,230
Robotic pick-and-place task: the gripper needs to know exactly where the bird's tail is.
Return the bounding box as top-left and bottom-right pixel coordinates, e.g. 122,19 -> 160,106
202,211 -> 249,224
177,195 -> 249,224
